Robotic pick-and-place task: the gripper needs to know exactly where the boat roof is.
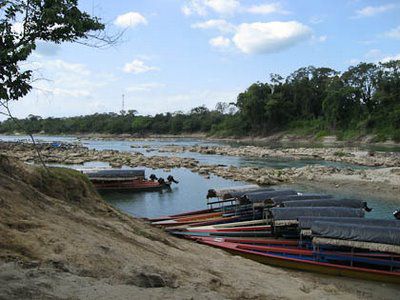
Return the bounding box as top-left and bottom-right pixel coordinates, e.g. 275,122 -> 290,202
84,169 -> 145,179
298,217 -> 400,229
282,199 -> 366,209
270,207 -> 365,220
311,221 -> 400,246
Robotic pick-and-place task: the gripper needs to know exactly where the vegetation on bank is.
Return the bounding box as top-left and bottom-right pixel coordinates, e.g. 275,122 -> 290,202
1,60 -> 399,142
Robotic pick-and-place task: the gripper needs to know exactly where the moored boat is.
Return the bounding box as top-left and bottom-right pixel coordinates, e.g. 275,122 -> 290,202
83,169 -> 178,192
199,239 -> 400,284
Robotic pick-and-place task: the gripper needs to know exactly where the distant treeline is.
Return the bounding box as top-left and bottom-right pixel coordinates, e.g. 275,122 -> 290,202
1,60 -> 399,141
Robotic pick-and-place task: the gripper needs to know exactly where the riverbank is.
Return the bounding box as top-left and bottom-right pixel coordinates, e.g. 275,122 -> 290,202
1,141 -> 400,203
2,156 -> 399,299
3,132 -> 400,149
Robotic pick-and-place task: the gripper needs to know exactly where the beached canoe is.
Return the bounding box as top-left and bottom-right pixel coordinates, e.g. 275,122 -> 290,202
199,239 -> 400,284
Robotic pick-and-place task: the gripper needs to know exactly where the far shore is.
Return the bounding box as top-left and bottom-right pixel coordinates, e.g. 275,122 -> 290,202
2,131 -> 400,149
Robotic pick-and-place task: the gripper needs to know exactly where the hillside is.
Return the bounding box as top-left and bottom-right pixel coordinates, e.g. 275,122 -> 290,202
0,156 -> 399,299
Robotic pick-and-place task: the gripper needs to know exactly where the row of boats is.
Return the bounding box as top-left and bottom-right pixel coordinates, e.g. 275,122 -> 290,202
148,185 -> 400,284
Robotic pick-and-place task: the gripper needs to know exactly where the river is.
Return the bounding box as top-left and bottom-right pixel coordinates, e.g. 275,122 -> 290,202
1,134 -> 399,219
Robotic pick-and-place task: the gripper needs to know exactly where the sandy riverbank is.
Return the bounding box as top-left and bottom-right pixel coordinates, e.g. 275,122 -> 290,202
2,156 -> 399,299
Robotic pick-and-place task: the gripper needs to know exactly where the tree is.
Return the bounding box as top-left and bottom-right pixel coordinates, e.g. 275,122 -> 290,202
342,63 -> 378,114
322,79 -> 360,130
0,0 -> 109,166
236,82 -> 271,133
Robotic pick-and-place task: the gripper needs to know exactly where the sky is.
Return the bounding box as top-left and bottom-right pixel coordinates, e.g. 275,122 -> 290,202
9,0 -> 400,119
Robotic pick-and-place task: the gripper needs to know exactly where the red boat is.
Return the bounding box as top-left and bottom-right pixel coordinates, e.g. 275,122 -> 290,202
197,238 -> 400,284
84,169 -> 178,192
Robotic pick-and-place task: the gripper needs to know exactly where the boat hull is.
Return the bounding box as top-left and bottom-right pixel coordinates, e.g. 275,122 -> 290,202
201,240 -> 400,284
93,179 -> 169,192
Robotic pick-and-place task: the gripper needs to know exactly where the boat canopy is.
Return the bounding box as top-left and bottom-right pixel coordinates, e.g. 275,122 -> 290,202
299,217 -> 400,229
282,199 -> 366,209
311,221 -> 400,246
243,190 -> 297,203
270,207 -> 365,220
206,185 -> 261,199
225,188 -> 275,199
85,169 -> 145,179
271,194 -> 334,204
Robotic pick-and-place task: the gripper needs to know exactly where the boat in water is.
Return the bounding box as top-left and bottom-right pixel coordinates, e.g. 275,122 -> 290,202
83,169 -> 178,192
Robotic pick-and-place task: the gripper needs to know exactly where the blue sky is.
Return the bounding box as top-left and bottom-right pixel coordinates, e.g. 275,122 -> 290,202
10,0 -> 400,118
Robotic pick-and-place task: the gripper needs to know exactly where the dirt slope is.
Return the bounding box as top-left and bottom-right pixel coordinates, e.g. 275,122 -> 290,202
0,156 -> 399,300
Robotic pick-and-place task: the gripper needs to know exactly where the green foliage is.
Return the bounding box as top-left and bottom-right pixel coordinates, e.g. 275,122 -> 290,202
333,151 -> 347,157
1,60 -> 400,142
392,130 -> 400,143
336,129 -> 362,141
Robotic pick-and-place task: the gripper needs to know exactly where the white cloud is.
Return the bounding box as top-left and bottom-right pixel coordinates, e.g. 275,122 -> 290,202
232,21 -> 312,54
125,83 -> 166,92
352,49 -> 400,64
354,4 -> 396,18
209,36 -> 231,48
182,0 -> 240,16
246,3 -> 286,15
114,12 -> 147,28
21,58 -> 116,101
381,53 -> 400,63
182,0 -> 208,16
123,59 -> 159,74
7,57 -> 120,119
206,0 -> 240,15
191,19 -> 236,33
25,58 -> 90,76
182,0 -> 289,17
385,26 -> 400,39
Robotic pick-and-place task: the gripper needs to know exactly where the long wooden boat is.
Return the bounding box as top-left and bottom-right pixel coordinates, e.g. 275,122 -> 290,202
152,211 -> 225,225
199,239 -> 400,284
147,208 -> 214,222
84,169 -> 175,192
189,219 -> 269,231
191,236 -> 298,246
172,230 -> 273,238
188,225 -> 271,233
152,214 -> 242,227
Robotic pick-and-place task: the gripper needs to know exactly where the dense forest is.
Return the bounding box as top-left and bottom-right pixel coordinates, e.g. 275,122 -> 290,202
1,60 -> 399,141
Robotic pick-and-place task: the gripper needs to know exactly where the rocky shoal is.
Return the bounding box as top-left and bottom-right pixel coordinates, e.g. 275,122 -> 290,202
1,141 -> 400,189
156,145 -> 400,167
